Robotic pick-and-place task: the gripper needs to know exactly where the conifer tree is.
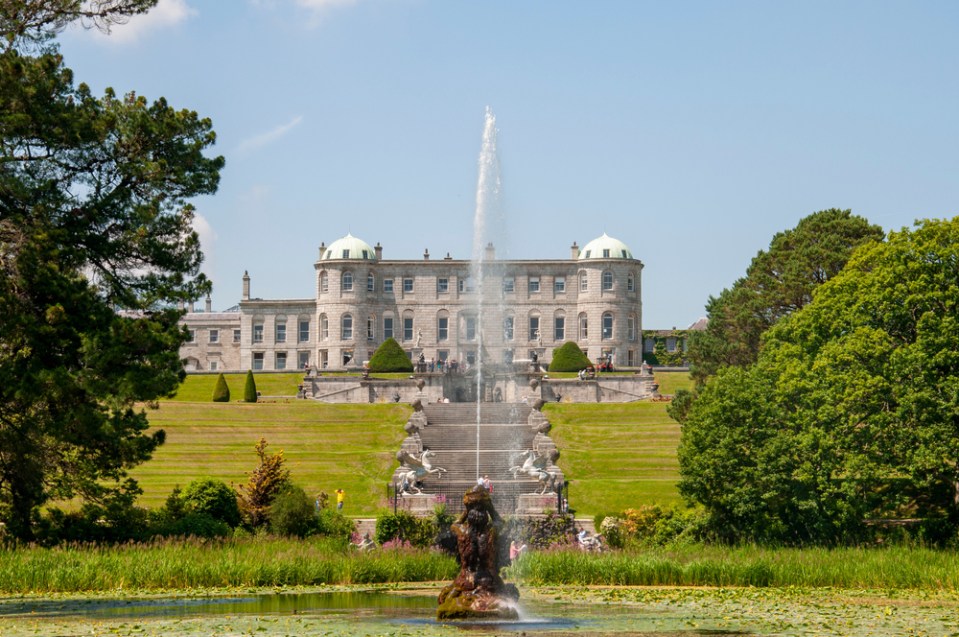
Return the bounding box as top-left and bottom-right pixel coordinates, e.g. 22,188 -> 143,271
212,373 -> 230,402
243,370 -> 258,403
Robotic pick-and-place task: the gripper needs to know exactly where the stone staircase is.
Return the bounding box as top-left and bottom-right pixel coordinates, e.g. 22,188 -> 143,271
392,402 -> 565,515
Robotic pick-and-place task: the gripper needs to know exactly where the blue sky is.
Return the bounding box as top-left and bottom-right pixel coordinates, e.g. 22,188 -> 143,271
58,0 -> 959,328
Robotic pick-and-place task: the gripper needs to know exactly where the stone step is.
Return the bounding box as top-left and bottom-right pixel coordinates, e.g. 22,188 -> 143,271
419,424 -> 535,451
423,403 -> 531,425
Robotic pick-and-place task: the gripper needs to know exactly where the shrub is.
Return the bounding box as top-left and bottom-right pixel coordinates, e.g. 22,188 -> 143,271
212,373 -> 230,402
375,511 -> 436,548
270,484 -> 316,537
503,512 -> 576,549
237,438 -> 290,529
368,337 -> 414,373
316,508 -> 355,541
548,341 -> 592,372
243,370 -> 258,403
155,512 -> 232,539
182,478 -> 241,528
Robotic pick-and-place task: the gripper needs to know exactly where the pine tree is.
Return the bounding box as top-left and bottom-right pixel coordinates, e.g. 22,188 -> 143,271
243,370 -> 258,403
212,373 -> 230,402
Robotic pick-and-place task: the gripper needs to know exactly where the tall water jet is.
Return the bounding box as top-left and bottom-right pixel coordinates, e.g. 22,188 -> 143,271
470,107 -> 503,480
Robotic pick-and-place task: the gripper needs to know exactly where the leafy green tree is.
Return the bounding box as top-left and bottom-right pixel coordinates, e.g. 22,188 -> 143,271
0,2 -> 223,540
687,209 -> 884,385
679,219 -> 959,544
243,369 -> 257,403
182,477 -> 240,528
212,373 -> 230,402
548,341 -> 591,372
368,337 -> 414,373
269,483 -> 316,537
236,438 -> 290,529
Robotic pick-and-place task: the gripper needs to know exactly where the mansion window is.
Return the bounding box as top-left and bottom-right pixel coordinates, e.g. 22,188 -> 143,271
342,272 -> 353,292
367,273 -> 375,292
603,248 -> 611,258
252,324 -> 263,344
299,320 -> 310,342
384,278 -> 394,293
528,276 -> 540,294
404,317 -> 414,341
233,329 -> 241,343
208,329 -> 218,344
602,312 -> 613,340
187,329 -> 196,343
502,277 -> 515,293
341,248 -> 350,258
580,273 -> 588,292
367,316 -> 375,340
602,271 -> 613,291
554,316 -> 565,341
504,316 -> 514,340
554,276 -> 566,293
342,314 -> 353,340
667,337 -> 678,352
298,351 -> 310,369
321,314 -> 329,340
529,316 -> 540,342
275,352 -> 287,370
275,322 -> 286,343
253,352 -> 264,370
384,316 -> 394,339
438,316 -> 449,341
209,361 -> 218,371
465,317 -> 476,341
579,314 -> 588,340
627,273 -> 635,292
437,278 -> 449,293
644,337 -> 655,353
628,315 -> 636,341
403,277 -> 414,293
320,271 -> 328,292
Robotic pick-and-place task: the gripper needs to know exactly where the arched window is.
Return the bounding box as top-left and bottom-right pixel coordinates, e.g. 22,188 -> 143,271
602,270 -> 613,291
627,272 -> 635,293
602,312 -> 613,340
403,311 -> 414,342
342,271 -> 353,292
553,310 -> 566,341
503,314 -> 514,341
341,314 -> 353,340
320,271 -> 329,293
628,314 -> 636,341
578,313 -> 588,340
528,311 -> 542,343
367,314 -> 376,340
320,313 -> 329,340
383,313 -> 394,339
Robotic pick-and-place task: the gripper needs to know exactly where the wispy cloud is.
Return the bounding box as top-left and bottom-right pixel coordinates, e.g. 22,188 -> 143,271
88,0 -> 196,44
296,0 -> 360,11
237,116 -> 304,155
192,212 -> 217,276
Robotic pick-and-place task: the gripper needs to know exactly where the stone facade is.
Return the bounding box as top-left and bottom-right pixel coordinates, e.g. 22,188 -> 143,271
178,233 -> 644,372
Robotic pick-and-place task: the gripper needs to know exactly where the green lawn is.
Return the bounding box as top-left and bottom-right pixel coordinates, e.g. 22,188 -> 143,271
135,372 -> 693,517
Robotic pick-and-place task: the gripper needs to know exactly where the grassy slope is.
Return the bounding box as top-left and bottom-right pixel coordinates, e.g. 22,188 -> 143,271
136,371 -> 691,517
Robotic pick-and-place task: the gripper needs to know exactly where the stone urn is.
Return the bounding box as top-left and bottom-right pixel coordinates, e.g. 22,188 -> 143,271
437,487 -> 519,620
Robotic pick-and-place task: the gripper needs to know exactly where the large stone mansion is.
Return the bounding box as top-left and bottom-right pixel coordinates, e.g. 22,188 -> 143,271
180,232 -> 646,373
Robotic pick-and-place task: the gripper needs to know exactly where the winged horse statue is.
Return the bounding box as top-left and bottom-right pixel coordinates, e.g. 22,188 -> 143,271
396,449 -> 448,495
508,449 -> 557,495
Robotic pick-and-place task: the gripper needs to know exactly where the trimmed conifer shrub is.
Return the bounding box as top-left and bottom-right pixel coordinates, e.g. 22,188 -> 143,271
368,337 -> 414,372
548,341 -> 592,372
243,370 -> 258,403
212,373 -> 230,402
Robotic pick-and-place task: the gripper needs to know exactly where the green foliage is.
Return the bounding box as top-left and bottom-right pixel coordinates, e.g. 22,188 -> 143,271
503,512 -> 576,549
687,209 -> 884,385
680,219 -> 959,545
212,373 -> 230,402
236,438 -> 290,529
375,510 -> 436,548
0,6 -> 223,541
243,370 -> 258,403
182,478 -> 240,528
368,337 -> 414,373
548,341 -> 592,372
316,508 -> 355,541
269,484 -> 316,537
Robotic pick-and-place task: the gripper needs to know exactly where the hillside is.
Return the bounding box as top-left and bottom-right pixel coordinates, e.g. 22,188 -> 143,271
133,372 -> 690,516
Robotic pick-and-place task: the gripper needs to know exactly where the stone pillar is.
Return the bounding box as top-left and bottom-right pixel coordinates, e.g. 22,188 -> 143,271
570,241 -> 579,258
242,270 -> 250,300
204,293 -> 212,313
374,242 -> 383,260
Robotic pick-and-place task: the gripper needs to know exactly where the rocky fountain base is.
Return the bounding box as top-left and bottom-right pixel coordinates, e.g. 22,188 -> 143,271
437,486 -> 519,620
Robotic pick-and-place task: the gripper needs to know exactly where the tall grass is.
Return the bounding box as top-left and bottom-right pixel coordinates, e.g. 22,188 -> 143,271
0,538 -> 456,593
508,544 -> 959,590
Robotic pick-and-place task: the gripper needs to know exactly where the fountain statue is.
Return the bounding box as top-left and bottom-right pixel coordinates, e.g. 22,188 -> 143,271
437,486 -> 519,620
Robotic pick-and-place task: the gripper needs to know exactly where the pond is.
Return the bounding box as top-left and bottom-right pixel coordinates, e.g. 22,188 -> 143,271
0,586 -> 956,636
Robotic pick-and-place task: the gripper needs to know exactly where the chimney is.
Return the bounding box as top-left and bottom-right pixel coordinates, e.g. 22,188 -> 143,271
204,293 -> 212,313
423,248 -> 430,260
444,252 -> 453,260
570,241 -> 580,259
318,242 -> 326,260
374,242 -> 383,260
242,270 -> 250,300
485,242 -> 495,260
